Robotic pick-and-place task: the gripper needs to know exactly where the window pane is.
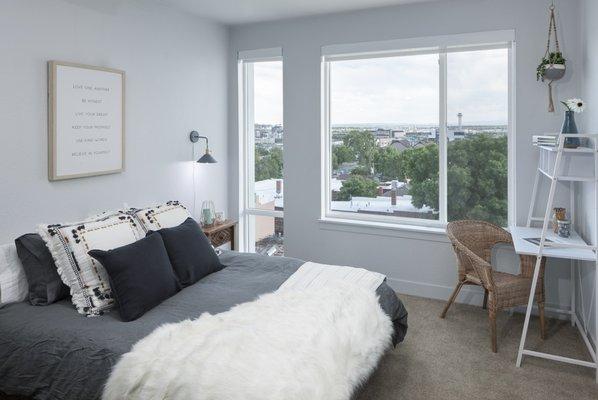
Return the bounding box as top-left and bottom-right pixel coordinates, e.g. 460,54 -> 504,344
447,48 -> 508,225
251,61 -> 284,212
250,215 -> 284,256
329,54 -> 439,220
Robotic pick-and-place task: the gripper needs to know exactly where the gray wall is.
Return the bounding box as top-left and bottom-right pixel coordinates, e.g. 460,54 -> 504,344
0,0 -> 229,243
228,0 -> 583,308
578,0 -> 597,346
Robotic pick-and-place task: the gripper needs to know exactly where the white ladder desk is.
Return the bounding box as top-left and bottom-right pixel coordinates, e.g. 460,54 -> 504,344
511,134 -> 598,382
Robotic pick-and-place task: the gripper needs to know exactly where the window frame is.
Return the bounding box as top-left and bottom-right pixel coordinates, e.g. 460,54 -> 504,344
238,48 -> 284,253
320,31 -> 516,229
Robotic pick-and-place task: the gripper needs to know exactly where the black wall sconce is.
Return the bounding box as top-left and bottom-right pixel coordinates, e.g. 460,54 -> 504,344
189,131 -> 217,163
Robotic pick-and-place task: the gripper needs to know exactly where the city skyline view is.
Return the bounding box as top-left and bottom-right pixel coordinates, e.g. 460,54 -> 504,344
250,47 -> 509,254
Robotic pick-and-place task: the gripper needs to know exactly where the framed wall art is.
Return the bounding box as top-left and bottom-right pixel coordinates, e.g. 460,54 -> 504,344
48,61 -> 125,181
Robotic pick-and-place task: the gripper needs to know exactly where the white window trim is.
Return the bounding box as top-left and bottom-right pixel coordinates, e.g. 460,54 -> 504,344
320,31 -> 516,232
238,48 -> 284,252
317,216 -> 450,242
239,47 -> 282,62
322,30 -> 515,59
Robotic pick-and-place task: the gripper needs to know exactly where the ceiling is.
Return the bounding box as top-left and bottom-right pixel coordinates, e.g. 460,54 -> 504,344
158,0 -> 441,25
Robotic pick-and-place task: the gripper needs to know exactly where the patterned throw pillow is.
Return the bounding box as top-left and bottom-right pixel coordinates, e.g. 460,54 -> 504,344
38,213 -> 144,316
129,201 -> 192,233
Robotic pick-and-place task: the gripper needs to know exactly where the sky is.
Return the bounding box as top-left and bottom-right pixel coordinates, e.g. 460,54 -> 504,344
253,61 -> 283,125
252,48 -> 508,126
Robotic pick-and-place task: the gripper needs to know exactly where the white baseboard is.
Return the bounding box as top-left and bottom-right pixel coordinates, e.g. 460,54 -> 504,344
386,276 -> 485,305
385,277 -> 573,320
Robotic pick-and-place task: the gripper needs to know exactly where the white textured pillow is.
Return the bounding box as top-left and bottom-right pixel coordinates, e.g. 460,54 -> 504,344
38,213 -> 145,316
131,201 -> 191,233
0,243 -> 28,304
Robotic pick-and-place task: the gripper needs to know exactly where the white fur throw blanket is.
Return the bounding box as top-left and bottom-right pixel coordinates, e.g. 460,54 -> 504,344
103,284 -> 393,400
278,261 -> 386,292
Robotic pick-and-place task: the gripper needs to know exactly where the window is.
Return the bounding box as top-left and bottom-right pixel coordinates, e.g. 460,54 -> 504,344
249,215 -> 284,256
447,49 -> 509,225
322,32 -> 513,228
239,49 -> 284,255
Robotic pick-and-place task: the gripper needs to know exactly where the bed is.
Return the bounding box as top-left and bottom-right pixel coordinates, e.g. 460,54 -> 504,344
0,251 -> 408,400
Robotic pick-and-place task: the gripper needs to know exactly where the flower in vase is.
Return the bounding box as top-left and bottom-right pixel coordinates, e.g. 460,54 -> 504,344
561,98 -> 585,113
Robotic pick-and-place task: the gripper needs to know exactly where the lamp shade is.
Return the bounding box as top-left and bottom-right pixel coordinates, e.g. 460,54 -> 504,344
189,131 -> 216,163
197,152 -> 217,164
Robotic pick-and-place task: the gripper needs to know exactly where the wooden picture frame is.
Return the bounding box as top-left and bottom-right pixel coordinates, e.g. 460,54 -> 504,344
48,61 -> 125,181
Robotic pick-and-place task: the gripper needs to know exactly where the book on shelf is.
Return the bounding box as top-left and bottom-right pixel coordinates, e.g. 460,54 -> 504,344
532,134 -> 558,147
524,237 -> 554,246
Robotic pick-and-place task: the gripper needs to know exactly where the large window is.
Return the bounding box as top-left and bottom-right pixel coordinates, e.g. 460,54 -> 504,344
239,49 -> 284,255
322,33 -> 513,227
447,49 -> 509,225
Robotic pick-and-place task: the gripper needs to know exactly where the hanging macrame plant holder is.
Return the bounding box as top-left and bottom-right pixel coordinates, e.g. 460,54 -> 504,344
538,4 -> 566,112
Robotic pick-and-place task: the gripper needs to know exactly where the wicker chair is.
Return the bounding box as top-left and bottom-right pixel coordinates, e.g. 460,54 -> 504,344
441,220 -> 546,352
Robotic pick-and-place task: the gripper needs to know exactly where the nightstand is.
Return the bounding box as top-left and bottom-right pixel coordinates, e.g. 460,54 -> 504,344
202,220 -> 237,250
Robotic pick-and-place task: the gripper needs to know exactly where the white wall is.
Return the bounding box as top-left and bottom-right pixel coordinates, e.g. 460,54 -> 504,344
578,0 -> 597,346
228,0 -> 583,308
0,0 -> 229,243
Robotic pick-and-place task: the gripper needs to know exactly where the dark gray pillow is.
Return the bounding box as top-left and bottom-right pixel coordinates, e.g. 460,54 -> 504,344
149,217 -> 224,287
14,233 -> 70,305
88,233 -> 181,322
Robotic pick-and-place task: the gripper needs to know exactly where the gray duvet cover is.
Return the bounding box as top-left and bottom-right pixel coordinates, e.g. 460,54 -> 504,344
0,251 -> 407,400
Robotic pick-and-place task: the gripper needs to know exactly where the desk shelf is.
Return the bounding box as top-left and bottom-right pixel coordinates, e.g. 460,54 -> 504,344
538,166 -> 596,182
536,141 -> 596,182
509,226 -> 596,262
517,133 -> 598,382
537,144 -> 596,153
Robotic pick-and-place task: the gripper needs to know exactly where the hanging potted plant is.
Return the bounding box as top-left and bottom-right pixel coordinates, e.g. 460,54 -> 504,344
536,51 -> 566,82
538,4 -> 566,112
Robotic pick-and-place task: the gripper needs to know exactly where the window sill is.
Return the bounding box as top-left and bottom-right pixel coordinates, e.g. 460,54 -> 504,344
317,216 -> 449,243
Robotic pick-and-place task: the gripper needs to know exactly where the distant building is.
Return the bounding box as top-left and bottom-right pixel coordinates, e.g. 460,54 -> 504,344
377,137 -> 393,147
390,139 -> 411,152
331,195 -> 436,220
375,128 -> 391,138
253,179 -> 284,254
329,178 -> 435,219
451,131 -> 465,140
333,162 -> 359,179
451,112 -> 465,140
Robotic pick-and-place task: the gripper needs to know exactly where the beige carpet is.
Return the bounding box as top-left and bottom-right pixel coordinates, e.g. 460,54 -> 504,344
356,294 -> 598,400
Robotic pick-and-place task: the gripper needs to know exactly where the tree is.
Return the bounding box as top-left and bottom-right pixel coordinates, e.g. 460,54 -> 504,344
350,165 -> 372,177
401,144 -> 439,211
255,146 -> 283,181
400,134 -> 508,226
337,175 -> 378,201
332,144 -> 355,170
332,152 -> 339,171
447,135 -> 507,225
374,146 -> 405,181
334,144 -> 355,164
343,130 -> 376,169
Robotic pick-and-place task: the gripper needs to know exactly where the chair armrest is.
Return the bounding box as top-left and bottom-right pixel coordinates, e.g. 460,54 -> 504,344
473,261 -> 495,291
492,226 -> 514,247
454,242 -> 495,290
476,223 -> 514,262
